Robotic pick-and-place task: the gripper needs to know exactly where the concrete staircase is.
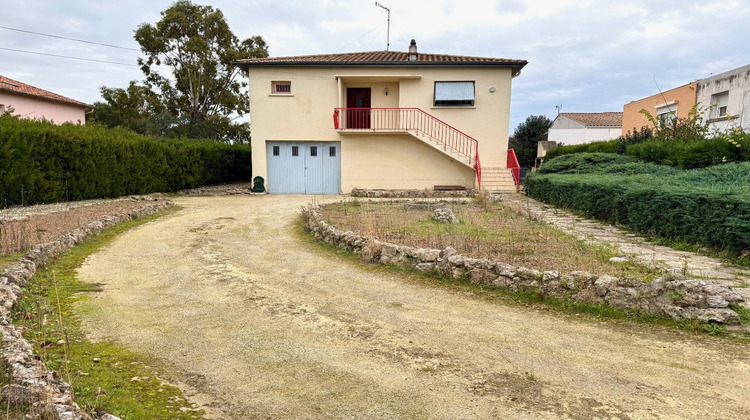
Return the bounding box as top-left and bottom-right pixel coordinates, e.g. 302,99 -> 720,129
480,167 -> 518,192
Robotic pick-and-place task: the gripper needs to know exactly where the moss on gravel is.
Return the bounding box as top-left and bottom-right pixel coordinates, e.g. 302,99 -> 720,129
9,206 -> 206,419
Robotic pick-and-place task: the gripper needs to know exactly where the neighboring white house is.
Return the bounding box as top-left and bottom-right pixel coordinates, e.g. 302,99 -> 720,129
235,40 -> 527,194
696,64 -> 750,134
547,112 -> 623,145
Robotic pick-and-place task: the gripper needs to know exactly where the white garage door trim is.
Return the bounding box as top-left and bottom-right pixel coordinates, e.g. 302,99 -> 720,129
266,141 -> 341,194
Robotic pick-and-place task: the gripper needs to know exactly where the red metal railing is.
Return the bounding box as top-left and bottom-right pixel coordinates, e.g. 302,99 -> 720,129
507,148 -> 521,190
333,107 -> 481,187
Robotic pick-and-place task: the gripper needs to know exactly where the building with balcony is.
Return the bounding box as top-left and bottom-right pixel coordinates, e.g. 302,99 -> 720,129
235,40 -> 526,194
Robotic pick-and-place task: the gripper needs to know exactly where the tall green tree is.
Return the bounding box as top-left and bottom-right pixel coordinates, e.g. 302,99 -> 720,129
89,1 -> 267,143
134,0 -> 268,123
510,115 -> 553,167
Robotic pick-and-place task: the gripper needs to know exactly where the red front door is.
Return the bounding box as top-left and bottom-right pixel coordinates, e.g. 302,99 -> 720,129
346,88 -> 371,129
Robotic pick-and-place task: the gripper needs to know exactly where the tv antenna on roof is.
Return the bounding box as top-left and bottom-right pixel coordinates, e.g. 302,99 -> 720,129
375,2 -> 391,51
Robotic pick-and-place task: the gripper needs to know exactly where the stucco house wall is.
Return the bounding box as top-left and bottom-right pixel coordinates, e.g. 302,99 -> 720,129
621,82 -> 697,135
0,91 -> 86,124
239,48 -> 525,193
548,113 -> 622,146
696,64 -> 750,134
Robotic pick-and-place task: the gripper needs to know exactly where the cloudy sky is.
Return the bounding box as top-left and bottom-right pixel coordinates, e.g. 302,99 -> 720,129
3,0 -> 749,133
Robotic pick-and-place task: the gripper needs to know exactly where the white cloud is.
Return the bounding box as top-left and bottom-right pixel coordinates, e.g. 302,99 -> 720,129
1,0 -> 749,131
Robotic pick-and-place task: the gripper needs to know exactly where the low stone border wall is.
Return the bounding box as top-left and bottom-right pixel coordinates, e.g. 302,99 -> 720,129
351,188 -> 475,198
302,203 -> 745,325
0,196 -> 173,420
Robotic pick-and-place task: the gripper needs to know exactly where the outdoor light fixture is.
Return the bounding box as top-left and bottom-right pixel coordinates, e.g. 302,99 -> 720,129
489,87 -> 496,93
384,87 -> 389,96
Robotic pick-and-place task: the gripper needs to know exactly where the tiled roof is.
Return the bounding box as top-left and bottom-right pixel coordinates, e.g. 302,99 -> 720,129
0,75 -> 89,108
235,50 -> 527,72
559,112 -> 623,127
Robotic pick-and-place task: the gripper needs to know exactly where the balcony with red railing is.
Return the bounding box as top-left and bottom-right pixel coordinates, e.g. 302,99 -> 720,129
333,107 -> 481,186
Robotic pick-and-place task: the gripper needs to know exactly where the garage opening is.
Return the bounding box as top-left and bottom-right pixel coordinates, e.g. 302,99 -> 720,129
266,141 -> 341,194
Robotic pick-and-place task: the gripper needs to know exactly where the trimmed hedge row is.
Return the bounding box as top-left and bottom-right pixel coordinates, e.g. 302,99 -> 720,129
0,116 -> 252,205
545,134 -> 750,169
525,156 -> 750,252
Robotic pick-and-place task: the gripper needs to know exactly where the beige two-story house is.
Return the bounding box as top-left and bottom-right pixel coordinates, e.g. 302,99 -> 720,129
235,41 -> 526,194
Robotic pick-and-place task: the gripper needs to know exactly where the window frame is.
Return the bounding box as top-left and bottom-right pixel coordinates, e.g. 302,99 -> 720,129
712,91 -> 729,118
433,81 -> 475,107
271,81 -> 292,95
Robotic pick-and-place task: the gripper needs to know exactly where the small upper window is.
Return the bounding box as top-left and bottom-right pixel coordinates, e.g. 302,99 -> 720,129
434,81 -> 475,107
0,104 -> 5,114
329,146 -> 336,157
272,145 -> 280,156
292,146 -> 299,156
310,146 -> 318,157
272,81 -> 291,94
713,91 -> 729,117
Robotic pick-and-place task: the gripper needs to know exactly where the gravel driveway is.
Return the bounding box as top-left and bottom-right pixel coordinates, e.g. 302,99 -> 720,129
77,195 -> 750,419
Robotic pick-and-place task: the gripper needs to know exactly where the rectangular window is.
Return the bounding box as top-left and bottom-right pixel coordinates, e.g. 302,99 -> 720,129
292,146 -> 299,157
272,145 -> 280,156
0,104 -> 5,114
310,146 -> 318,157
713,91 -> 729,117
272,81 -> 291,94
434,81 -> 475,106
656,104 -> 677,125
329,146 -> 336,157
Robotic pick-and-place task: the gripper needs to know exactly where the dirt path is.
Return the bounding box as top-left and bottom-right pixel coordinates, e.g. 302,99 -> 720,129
77,196 -> 750,419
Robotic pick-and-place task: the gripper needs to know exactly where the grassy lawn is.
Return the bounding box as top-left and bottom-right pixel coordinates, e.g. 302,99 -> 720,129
5,206 -> 205,419
320,200 -> 663,281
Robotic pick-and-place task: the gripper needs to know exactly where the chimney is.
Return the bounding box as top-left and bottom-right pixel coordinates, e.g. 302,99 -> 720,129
408,39 -> 418,62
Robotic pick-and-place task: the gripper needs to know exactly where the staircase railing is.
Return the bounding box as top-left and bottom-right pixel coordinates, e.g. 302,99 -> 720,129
507,148 -> 521,190
333,107 -> 481,187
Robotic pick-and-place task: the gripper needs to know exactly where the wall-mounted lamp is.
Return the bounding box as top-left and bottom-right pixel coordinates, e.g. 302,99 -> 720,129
489,87 -> 496,93
384,87 -> 389,96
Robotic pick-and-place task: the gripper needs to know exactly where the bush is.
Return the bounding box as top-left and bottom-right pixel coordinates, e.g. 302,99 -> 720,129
0,116 -> 252,206
525,159 -> 750,252
544,138 -> 619,160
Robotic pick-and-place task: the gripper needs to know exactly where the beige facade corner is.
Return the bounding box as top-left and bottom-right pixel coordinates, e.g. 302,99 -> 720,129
621,82 -> 697,135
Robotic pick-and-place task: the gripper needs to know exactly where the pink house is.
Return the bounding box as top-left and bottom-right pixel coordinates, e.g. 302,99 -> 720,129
0,75 -> 89,124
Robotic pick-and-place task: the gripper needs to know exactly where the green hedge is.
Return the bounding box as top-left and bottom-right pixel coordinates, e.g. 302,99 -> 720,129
545,139 -> 619,160
544,134 -> 750,169
525,157 -> 750,251
0,116 -> 252,205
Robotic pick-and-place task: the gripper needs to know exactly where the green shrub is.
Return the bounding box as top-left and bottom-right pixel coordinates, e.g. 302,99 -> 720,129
544,138 -> 619,160
525,161 -> 750,252
0,116 -> 252,205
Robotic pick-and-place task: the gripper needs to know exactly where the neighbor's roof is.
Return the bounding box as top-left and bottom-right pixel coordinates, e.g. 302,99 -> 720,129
0,75 -> 89,108
559,112 -> 623,127
235,50 -> 527,74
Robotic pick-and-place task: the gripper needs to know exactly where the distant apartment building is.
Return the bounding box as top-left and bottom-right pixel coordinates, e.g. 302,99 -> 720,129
621,82 -> 698,136
696,64 -> 750,134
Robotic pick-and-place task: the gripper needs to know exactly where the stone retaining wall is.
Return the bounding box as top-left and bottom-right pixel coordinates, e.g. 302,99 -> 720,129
351,188 -> 474,198
0,197 -> 173,420
302,203 -> 745,325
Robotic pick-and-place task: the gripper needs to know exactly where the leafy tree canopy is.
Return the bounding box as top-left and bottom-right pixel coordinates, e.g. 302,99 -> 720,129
88,0 -> 268,143
510,115 -> 553,167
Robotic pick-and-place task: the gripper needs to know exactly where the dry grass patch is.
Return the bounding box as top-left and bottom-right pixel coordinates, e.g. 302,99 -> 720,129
319,200 -> 662,280
0,200 -> 151,256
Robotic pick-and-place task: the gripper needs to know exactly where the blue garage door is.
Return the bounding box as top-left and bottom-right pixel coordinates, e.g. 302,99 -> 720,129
267,142 -> 341,194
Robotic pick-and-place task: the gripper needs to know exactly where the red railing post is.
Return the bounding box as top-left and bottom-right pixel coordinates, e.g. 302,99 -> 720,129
334,107 -> 483,188
507,148 -> 521,190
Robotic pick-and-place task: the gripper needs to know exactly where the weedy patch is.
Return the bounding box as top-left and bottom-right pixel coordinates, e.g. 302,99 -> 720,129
6,206 -> 204,419
320,200 -> 663,280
